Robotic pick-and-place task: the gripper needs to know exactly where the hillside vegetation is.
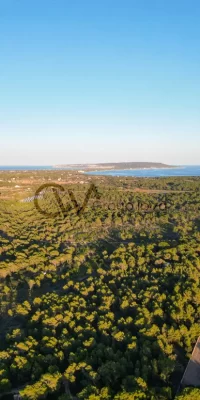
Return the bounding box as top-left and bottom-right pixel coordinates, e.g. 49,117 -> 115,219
0,172 -> 200,399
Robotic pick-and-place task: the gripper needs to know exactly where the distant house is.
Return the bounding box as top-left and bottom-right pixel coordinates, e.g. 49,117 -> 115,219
14,394 -> 21,400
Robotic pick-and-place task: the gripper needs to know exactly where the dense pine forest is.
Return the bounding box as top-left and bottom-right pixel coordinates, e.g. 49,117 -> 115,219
0,170 -> 200,399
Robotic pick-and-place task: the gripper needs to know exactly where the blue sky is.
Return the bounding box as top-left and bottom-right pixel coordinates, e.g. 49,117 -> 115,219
0,0 -> 200,165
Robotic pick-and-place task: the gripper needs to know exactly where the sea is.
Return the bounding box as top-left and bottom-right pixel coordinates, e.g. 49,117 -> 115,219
0,165 -> 200,177
87,165 -> 200,177
0,165 -> 53,170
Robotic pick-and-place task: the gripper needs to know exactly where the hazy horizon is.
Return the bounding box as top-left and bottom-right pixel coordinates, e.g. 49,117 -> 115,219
0,162 -> 200,167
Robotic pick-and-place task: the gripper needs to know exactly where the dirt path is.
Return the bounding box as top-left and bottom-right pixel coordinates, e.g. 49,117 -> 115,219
180,336 -> 200,387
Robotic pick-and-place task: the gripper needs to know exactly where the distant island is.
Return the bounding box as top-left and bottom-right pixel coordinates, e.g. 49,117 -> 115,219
54,162 -> 176,171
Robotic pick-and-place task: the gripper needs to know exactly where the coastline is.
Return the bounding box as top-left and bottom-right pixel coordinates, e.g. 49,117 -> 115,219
85,166 -> 183,174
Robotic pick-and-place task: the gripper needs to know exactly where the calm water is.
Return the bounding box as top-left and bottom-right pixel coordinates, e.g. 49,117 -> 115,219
0,165 -> 53,170
88,166 -> 200,177
0,165 -> 200,177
